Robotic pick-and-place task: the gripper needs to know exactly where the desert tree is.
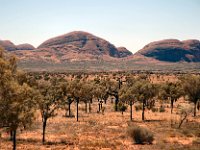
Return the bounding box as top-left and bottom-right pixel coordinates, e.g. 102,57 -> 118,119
133,79 -> 157,121
99,79 -> 109,104
181,75 -> 200,117
69,79 -> 95,114
37,78 -> 65,144
159,82 -> 182,114
58,80 -> 74,117
125,75 -> 136,87
67,79 -> 83,121
16,70 -> 40,90
93,82 -> 108,112
0,47 -> 39,150
119,84 -> 137,121
80,81 -> 95,113
0,82 -> 39,150
105,78 -> 121,111
65,96 -> 74,117
76,80 -> 96,115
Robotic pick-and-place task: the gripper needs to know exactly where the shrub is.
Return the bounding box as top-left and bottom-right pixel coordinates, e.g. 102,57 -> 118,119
119,103 -> 127,112
192,138 -> 200,145
135,104 -> 143,111
60,138 -> 68,144
159,105 -> 165,112
113,103 -> 127,112
127,126 -> 154,144
181,129 -> 194,137
151,107 -> 158,112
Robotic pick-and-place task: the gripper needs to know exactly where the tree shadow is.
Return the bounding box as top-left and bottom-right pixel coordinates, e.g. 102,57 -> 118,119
17,138 -> 74,145
144,119 -> 165,123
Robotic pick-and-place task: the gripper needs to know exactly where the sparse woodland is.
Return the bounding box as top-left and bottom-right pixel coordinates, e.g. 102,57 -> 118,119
0,47 -> 200,149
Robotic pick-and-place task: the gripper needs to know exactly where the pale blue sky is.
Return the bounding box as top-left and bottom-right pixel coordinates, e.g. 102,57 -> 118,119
0,0 -> 200,53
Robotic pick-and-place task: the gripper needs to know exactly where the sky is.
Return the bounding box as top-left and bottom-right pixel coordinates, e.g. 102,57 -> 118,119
0,0 -> 200,53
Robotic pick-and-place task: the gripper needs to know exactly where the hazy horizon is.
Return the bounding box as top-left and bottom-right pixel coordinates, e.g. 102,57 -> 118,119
0,0 -> 200,53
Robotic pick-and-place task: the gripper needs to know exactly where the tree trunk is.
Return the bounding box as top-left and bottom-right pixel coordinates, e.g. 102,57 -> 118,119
118,79 -> 122,89
104,99 -> 107,104
115,95 -> 119,111
194,101 -> 197,117
178,112 -> 187,129
171,99 -> 174,114
98,103 -> 101,112
42,118 -> 47,144
142,100 -> 145,121
111,98 -> 113,104
12,130 -> 16,150
89,101 -> 91,113
10,131 -> 13,141
130,101 -> 133,121
76,100 -> 79,121
68,103 -> 71,117
85,102 -> 87,113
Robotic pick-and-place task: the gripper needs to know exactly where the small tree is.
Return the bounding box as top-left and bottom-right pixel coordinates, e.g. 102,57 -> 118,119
80,82 -> 95,113
64,96 -> 74,117
133,79 -> 157,121
38,78 -> 64,144
67,79 -> 83,121
118,102 -> 127,115
59,80 -> 74,117
159,82 -> 182,114
178,106 -> 192,128
106,79 -> 121,111
181,76 -> 200,117
93,83 -> 108,112
119,85 -> 136,121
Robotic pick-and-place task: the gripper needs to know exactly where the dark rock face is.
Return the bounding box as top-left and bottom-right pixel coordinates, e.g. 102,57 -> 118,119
137,39 -> 200,62
117,47 -> 132,58
38,31 -> 132,58
0,40 -> 35,51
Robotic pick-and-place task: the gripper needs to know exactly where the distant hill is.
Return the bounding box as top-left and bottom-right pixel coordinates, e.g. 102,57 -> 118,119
7,31 -> 132,65
38,31 -> 132,59
16,44 -> 35,50
0,40 -> 17,51
0,40 -> 35,51
1,32 -> 200,72
136,39 -> 200,62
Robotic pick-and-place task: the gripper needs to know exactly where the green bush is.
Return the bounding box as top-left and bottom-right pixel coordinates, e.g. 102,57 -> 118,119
127,126 -> 154,144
